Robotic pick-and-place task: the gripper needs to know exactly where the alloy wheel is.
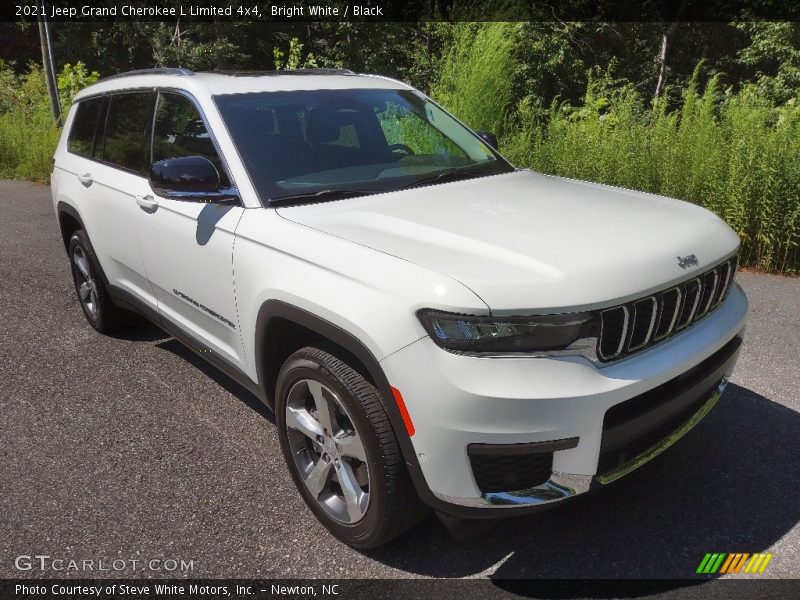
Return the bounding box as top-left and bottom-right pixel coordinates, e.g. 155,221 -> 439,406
72,245 -> 99,320
284,378 -> 370,524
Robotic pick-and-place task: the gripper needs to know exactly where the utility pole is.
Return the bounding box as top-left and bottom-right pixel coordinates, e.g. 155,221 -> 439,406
37,0 -> 61,125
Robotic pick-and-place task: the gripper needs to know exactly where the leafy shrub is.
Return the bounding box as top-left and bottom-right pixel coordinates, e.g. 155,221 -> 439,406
0,62 -> 98,182
431,22 -> 518,136
499,66 -> 800,273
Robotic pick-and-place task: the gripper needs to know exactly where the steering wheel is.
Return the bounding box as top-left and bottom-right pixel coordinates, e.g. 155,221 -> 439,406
388,143 -> 415,156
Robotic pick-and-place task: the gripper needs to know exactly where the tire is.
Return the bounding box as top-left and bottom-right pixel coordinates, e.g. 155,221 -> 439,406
276,346 -> 428,548
68,229 -> 139,334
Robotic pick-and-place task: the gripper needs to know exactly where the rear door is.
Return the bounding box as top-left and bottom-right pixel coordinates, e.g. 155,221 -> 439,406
72,91 -> 160,309
136,91 -> 246,369
55,94 -> 156,307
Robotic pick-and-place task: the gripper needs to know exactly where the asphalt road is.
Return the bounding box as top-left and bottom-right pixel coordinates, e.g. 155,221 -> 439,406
1,180 -> 798,584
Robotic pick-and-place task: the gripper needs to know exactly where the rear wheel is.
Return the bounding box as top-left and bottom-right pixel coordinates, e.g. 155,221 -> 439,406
276,346 -> 428,548
68,230 -> 139,333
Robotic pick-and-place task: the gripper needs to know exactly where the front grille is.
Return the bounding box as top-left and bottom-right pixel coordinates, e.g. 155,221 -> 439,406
596,254 -> 738,362
468,451 -> 553,493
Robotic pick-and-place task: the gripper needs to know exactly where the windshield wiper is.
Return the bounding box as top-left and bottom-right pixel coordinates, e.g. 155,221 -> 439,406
400,164 -> 494,190
269,188 -> 378,206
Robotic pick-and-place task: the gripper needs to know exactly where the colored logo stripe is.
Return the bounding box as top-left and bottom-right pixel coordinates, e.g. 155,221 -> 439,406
745,553 -> 773,573
697,552 -> 773,574
697,553 -> 726,574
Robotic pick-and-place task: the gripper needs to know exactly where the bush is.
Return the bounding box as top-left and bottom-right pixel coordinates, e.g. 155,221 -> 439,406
431,23 -> 518,136
498,67 -> 800,273
0,61 -> 98,183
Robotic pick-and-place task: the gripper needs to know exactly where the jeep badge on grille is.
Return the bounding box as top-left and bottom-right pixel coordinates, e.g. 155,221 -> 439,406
677,254 -> 699,269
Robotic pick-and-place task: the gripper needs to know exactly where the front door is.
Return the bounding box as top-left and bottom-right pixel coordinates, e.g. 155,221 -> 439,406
136,91 -> 246,369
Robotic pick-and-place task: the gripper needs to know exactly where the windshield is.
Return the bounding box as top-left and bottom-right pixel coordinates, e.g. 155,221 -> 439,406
213,88 -> 514,205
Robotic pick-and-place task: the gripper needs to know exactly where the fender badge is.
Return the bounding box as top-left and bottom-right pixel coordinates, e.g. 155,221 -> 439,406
677,254 -> 699,269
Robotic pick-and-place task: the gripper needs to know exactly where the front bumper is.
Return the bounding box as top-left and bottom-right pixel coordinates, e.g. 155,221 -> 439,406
380,284 -> 748,515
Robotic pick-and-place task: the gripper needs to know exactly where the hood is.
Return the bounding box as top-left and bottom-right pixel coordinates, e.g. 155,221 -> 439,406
276,170 -> 740,312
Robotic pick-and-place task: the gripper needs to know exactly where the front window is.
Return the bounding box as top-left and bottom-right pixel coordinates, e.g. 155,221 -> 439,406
213,88 -> 514,205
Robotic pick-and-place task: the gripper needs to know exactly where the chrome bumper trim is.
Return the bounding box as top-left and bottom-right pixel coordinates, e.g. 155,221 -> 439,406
433,472 -> 594,509
432,377 -> 729,510
595,377 -> 729,484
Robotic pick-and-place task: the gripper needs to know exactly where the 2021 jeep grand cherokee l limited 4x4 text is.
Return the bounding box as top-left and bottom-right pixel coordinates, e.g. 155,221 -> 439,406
51,68 -> 747,548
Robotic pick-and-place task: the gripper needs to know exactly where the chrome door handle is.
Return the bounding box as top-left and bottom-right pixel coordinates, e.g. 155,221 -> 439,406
77,173 -> 93,187
135,194 -> 158,211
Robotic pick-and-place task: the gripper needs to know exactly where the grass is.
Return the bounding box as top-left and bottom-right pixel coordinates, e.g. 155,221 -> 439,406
433,33 -> 800,273
2,49 -> 798,273
0,110 -> 60,183
498,73 -> 800,273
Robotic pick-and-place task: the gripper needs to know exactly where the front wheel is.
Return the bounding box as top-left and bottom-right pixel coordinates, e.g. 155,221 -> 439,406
275,347 -> 427,548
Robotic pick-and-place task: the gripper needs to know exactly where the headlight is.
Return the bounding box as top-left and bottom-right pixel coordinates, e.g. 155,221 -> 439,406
416,309 -> 598,356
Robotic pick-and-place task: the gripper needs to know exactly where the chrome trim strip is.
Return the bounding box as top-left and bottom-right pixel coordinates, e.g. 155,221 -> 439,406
676,278 -> 702,330
596,377 -> 729,484
628,296 -> 658,352
431,379 -> 730,509
696,270 -> 719,320
713,261 -> 733,309
598,306 -> 629,361
653,286 -> 681,341
433,472 -> 594,509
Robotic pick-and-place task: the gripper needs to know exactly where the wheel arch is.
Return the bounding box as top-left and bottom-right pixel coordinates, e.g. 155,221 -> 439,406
253,300 -> 433,503
255,301 -> 384,409
56,201 -> 86,253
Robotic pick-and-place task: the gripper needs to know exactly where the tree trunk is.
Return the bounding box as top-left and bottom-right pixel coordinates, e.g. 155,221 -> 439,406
653,0 -> 688,104
653,32 -> 670,101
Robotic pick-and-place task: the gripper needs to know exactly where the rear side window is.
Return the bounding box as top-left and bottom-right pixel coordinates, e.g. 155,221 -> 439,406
67,98 -> 105,157
101,92 -> 156,174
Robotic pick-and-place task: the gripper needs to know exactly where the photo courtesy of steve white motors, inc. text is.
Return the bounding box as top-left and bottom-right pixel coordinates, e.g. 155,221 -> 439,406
20,3 -> 385,18
15,583 -> 341,598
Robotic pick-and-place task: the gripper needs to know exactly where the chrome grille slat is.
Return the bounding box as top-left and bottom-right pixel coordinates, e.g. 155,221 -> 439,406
596,254 -> 738,363
711,262 -> 731,308
598,306 -> 629,361
676,278 -> 702,330
628,297 -> 657,351
653,287 -> 681,341
695,270 -> 719,320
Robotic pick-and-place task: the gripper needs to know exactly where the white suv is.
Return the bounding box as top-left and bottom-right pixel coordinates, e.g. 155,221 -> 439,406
51,68 -> 748,548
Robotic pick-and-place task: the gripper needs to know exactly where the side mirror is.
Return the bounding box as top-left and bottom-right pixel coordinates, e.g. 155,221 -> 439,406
476,131 -> 498,150
149,156 -> 237,203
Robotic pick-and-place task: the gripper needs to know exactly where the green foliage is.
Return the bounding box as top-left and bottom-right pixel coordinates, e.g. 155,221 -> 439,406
0,62 -> 98,182
57,61 -> 100,113
1,20 -> 799,272
499,66 -> 800,273
431,23 -> 519,136
273,38 -> 317,71
735,22 -> 800,105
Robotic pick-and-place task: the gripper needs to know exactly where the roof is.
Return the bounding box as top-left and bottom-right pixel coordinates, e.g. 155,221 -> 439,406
75,68 -> 412,102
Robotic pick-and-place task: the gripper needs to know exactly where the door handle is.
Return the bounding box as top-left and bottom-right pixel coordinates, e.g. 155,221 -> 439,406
77,173 -> 93,187
135,194 -> 159,211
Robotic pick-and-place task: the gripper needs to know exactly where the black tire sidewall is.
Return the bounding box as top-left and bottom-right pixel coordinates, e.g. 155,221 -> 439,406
275,353 -> 392,547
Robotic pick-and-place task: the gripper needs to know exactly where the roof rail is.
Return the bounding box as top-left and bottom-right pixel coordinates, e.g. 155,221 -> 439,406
205,68 -> 357,77
97,68 -> 195,83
